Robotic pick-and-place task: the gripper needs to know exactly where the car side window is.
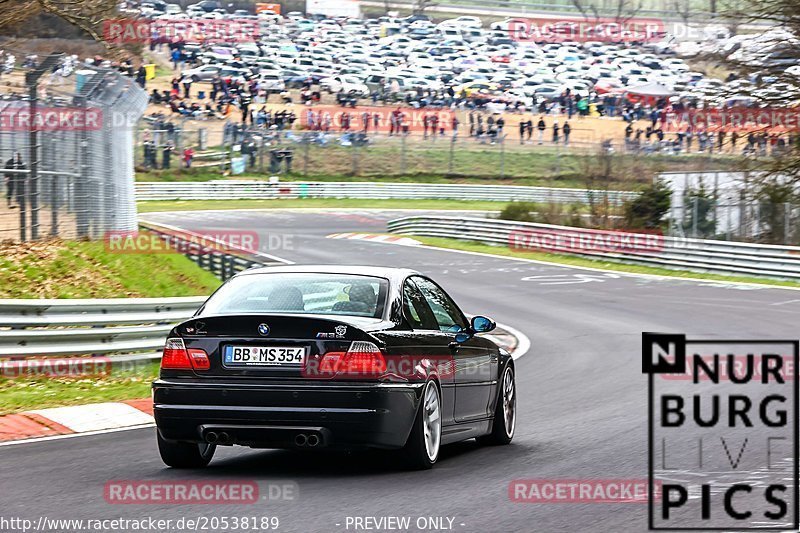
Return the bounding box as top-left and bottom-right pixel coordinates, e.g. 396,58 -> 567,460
411,276 -> 467,332
402,279 -> 438,330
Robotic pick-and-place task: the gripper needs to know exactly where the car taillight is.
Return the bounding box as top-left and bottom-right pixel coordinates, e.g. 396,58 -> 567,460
318,341 -> 386,378
162,338 -> 209,371
188,348 -> 211,370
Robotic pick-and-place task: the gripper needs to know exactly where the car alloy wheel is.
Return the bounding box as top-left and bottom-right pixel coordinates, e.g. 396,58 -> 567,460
502,366 -> 516,438
422,381 -> 442,462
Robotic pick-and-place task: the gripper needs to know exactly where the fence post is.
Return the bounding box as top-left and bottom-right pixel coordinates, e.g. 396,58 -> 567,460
50,174 -> 58,236
303,141 -> 309,175
448,136 -> 455,174
400,134 -> 407,175
499,135 -> 505,179
692,196 -> 699,238
785,202 -> 791,245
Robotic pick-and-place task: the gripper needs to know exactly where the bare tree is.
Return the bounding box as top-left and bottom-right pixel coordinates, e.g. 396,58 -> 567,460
0,0 -> 119,42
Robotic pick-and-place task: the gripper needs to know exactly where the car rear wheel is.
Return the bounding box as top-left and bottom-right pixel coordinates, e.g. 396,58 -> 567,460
401,380 -> 441,470
477,365 -> 515,445
157,432 -> 216,468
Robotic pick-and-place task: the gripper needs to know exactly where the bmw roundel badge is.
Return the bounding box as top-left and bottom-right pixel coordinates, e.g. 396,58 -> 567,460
257,323 -> 270,336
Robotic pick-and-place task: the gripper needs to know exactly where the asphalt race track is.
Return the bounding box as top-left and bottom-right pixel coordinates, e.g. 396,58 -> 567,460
3,209 -> 800,533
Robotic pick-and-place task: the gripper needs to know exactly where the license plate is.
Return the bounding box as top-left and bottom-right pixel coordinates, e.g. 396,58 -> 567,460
223,345 -> 305,367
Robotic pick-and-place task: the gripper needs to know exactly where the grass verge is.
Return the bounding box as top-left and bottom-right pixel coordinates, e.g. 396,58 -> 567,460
414,236 -> 800,288
137,198 -> 503,213
0,361 -> 158,415
0,239 -> 221,298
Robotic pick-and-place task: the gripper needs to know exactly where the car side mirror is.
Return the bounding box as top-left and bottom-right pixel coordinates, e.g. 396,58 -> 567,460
471,315 -> 496,333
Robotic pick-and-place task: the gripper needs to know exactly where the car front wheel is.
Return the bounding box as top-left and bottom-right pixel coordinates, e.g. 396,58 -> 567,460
477,365 -> 515,445
401,380 -> 441,470
157,432 -> 216,468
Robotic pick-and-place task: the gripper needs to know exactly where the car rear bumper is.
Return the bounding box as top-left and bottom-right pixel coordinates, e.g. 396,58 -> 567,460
153,379 -> 424,450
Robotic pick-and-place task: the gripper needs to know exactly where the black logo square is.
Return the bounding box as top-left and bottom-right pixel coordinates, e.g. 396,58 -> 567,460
642,332 -> 686,374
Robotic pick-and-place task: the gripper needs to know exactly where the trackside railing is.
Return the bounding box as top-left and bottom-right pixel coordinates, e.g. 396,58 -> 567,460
386,215 -> 800,281
135,181 -> 638,205
139,220 -> 291,280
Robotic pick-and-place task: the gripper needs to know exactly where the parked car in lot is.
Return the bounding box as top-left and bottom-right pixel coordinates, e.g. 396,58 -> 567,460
320,75 -> 369,96
154,266 -> 516,470
181,64 -> 221,82
257,71 -> 286,92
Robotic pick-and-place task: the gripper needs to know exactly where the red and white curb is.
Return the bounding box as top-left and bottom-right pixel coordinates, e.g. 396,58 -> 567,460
0,399 -> 153,445
327,232 -> 421,246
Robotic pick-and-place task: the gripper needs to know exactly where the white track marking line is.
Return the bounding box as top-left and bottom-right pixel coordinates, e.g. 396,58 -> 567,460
0,424 -> 155,448
412,243 -> 800,292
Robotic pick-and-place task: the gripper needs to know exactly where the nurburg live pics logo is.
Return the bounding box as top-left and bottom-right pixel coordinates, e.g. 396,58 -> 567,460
642,333 -> 799,531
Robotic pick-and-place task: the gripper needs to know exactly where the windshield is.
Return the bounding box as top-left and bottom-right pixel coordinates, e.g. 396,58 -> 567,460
201,273 -> 389,318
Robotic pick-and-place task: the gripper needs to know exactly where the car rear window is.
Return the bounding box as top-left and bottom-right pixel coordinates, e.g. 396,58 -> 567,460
201,273 -> 389,318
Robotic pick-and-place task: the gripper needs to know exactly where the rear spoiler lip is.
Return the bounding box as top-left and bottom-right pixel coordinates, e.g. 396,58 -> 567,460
182,312 -> 388,328
173,313 -> 392,345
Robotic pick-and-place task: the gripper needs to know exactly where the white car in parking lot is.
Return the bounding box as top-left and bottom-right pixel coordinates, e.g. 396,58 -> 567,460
320,75 -> 370,96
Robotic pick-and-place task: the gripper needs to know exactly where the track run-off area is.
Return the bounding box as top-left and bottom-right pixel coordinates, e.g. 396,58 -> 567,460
2,208 -> 799,533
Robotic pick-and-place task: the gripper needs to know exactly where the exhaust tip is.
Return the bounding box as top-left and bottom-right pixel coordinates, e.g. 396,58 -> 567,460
307,434 -> 320,447
217,432 -> 231,444
294,433 -> 308,447
205,431 -> 219,444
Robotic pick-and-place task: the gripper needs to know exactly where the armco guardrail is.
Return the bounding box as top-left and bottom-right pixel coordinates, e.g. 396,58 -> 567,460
387,215 -> 800,281
139,220 -> 290,280
135,181 -> 638,205
0,297 -> 205,358
0,222 -> 292,360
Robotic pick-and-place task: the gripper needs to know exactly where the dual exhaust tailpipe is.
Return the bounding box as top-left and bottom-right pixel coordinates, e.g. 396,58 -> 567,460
205,431 -> 231,445
294,433 -> 321,447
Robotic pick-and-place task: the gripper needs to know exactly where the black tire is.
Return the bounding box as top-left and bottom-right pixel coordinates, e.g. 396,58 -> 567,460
477,365 -> 515,446
401,380 -> 441,470
157,432 -> 216,468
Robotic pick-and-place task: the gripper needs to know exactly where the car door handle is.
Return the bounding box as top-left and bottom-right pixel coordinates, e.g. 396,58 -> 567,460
448,342 -> 460,351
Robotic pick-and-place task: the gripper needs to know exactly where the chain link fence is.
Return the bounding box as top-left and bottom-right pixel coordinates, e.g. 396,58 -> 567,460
133,118 -> 731,180
0,60 -> 148,242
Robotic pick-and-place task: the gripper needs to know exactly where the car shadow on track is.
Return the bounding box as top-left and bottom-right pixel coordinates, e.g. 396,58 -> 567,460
168,439 -> 532,478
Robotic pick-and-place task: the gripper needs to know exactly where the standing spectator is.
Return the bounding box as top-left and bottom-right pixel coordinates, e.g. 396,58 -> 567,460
11,153 -> 25,207
537,117 -> 546,144
552,120 -> 560,144
171,48 -> 181,70
183,147 -> 194,168
4,154 -> 15,208
563,121 -> 571,146
519,119 -> 526,144
451,115 -> 459,136
136,65 -> 146,88
182,78 -> 192,99
162,141 -> 174,169
430,114 -> 440,138
422,114 -> 429,139
496,116 -> 505,136
468,112 -> 475,137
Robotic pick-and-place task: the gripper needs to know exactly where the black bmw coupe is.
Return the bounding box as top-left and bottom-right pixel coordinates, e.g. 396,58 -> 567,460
153,265 -> 516,469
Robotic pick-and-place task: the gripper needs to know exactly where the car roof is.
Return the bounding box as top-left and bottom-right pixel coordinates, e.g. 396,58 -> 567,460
240,264 -> 420,284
